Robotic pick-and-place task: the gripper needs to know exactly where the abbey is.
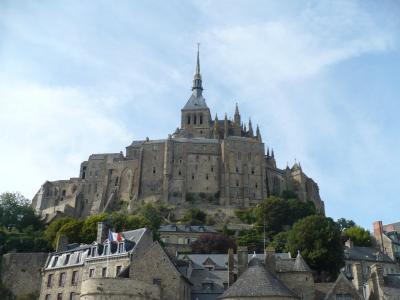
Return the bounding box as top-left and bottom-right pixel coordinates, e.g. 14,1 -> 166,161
32,50 -> 324,220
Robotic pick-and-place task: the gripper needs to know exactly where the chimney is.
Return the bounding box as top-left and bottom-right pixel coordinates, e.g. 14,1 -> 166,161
265,247 -> 276,274
97,222 -> 108,244
373,221 -> 384,252
351,263 -> 363,293
237,246 -> 248,277
228,248 -> 235,286
345,239 -> 354,248
56,234 -> 69,252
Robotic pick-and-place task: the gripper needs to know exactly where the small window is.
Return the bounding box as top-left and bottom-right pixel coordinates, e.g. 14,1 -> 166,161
192,174 -> 195,180
211,166 -> 214,172
179,159 -> 182,164
69,293 -> 77,300
57,293 -> 63,300
104,245 -> 108,255
236,180 -> 239,187
47,274 -> 53,288
45,294 -> 51,300
236,167 -> 239,173
102,267 -> 107,278
114,176 -> 119,186
64,254 -> 70,265
116,265 -> 122,276
62,190 -> 66,196
71,271 -> 78,286
118,242 -> 124,253
200,114 -> 203,124
187,115 -> 191,124
153,278 -> 162,286
255,183 -> 258,189
89,268 -> 95,278
152,167 -> 156,174
59,272 -> 66,287
194,115 -> 197,124
178,170 -> 182,176
52,256 -> 58,267
206,174 -> 209,180
251,167 -> 255,175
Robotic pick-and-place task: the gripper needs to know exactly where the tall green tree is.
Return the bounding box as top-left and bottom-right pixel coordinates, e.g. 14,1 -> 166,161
342,226 -> 372,247
336,218 -> 356,232
287,215 -> 344,280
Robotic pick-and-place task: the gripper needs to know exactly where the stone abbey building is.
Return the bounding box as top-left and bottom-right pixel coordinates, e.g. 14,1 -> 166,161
32,50 -> 324,220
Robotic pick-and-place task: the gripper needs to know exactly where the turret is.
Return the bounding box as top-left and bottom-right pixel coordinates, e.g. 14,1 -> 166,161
233,103 -> 241,136
214,114 -> 220,139
256,124 -> 262,142
224,113 -> 229,138
248,118 -> 254,137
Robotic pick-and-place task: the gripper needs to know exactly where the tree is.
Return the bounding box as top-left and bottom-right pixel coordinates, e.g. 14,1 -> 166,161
255,196 -> 289,234
58,219 -> 84,245
0,192 -> 43,231
287,215 -> 344,280
182,208 -> 206,225
342,226 -> 372,247
191,233 -> 236,254
270,231 -> 289,253
336,218 -> 356,232
44,217 -> 76,248
234,208 -> 257,224
80,214 -> 108,244
236,228 -> 264,252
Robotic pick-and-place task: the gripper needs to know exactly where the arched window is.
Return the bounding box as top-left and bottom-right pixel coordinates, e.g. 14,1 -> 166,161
187,115 -> 191,124
194,115 -> 197,124
200,114 -> 203,124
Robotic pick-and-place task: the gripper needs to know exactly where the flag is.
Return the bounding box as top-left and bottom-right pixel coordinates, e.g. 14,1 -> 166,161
108,230 -> 124,242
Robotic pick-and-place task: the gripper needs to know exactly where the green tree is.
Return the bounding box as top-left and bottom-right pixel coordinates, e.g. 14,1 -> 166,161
270,231 -> 289,253
80,214 -> 108,244
237,228 -> 264,252
255,196 -> 289,233
0,192 -> 43,231
336,218 -> 356,232
342,226 -> 372,247
58,219 -> 84,245
44,217 -> 76,248
234,208 -> 257,224
182,208 -> 206,225
287,215 -> 344,280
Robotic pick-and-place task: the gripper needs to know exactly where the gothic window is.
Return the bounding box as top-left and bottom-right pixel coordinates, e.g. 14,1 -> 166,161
251,167 -> 255,175
206,174 -> 209,180
194,115 -> 197,124
82,166 -> 86,179
95,183 -> 98,192
178,170 -> 182,176
200,114 -> 203,124
211,166 -> 214,172
187,115 -> 191,124
179,159 -> 182,164
192,174 -> 195,180
114,177 -> 119,186
152,167 -> 156,174
57,293 -> 62,300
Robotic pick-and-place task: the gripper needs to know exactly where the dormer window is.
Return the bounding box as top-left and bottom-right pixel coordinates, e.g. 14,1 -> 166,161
104,244 -> 109,255
118,242 -> 124,253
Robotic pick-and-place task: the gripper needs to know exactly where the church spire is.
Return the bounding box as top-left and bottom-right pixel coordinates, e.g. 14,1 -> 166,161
248,118 -> 254,137
192,43 -> 203,96
214,114 -> 220,139
256,124 -> 262,142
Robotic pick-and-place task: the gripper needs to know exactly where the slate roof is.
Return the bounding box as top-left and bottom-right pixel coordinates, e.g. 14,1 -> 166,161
182,93 -> 209,110
293,252 -> 311,272
159,225 -> 217,234
344,246 -> 394,263
383,274 -> 400,297
218,258 -> 297,299
323,272 -> 363,300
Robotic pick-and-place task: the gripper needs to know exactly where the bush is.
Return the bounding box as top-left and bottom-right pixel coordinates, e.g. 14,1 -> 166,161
191,234 -> 236,254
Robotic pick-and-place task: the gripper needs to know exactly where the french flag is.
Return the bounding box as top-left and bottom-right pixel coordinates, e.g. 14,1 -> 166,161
108,230 -> 124,242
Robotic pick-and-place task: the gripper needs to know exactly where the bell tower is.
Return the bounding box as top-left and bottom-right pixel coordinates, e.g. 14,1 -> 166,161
181,44 -> 211,138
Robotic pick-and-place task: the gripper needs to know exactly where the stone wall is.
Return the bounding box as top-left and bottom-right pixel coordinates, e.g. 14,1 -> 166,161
278,271 -> 315,300
80,277 -> 160,300
1,252 -> 48,299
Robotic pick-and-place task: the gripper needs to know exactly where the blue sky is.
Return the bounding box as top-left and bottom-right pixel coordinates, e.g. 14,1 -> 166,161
1,0 -> 399,230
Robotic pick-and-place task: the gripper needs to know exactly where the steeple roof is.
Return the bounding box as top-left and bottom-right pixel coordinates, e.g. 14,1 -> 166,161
219,258 -> 297,299
182,44 -> 208,111
293,251 -> 311,272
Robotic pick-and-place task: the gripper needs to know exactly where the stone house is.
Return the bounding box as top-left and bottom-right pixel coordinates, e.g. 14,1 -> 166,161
32,49 -> 324,222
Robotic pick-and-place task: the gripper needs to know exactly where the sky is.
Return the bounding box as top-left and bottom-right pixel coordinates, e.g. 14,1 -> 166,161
0,0 -> 399,230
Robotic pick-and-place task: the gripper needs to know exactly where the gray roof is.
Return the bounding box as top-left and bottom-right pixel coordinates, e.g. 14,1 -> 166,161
344,246 -> 394,263
121,228 -> 148,243
160,225 -> 217,234
218,258 -> 297,299
182,93 -> 209,110
383,274 -> 400,297
172,137 -> 220,144
293,252 -> 311,272
89,153 -> 121,160
179,253 -> 292,271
